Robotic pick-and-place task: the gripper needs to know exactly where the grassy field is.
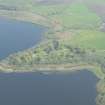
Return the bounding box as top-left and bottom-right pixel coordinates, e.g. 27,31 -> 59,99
69,30 -> 105,50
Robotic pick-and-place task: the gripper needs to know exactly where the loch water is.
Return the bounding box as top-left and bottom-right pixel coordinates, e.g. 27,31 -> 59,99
0,18 -> 45,59
0,71 -> 97,105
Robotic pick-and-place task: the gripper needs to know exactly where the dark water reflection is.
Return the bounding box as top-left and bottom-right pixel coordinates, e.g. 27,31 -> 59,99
0,18 -> 45,59
0,71 -> 97,105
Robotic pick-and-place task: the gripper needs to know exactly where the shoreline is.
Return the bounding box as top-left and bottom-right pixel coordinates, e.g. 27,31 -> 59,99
0,63 -> 104,79
0,10 -> 51,28
0,10 -> 105,79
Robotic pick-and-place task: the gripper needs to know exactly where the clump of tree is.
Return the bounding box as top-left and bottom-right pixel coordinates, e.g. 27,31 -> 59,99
2,38 -> 105,77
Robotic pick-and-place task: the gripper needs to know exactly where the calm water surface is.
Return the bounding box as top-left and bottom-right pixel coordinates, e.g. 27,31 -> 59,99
0,71 -> 97,105
0,18 -> 45,59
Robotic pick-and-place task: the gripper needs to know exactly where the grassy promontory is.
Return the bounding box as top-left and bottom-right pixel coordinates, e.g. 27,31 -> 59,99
0,38 -> 105,79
